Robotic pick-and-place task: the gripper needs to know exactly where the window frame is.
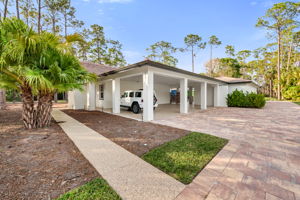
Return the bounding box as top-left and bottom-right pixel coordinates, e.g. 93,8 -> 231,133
99,84 -> 104,100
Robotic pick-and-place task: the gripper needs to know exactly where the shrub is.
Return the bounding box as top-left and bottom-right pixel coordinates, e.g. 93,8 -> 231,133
227,90 -> 266,108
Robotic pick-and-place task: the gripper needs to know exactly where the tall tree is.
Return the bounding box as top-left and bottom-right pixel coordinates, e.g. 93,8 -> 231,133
2,0 -> 9,19
45,0 -> 63,34
103,40 -> 126,67
20,0 -> 37,26
76,28 -> 90,61
184,34 -> 206,72
146,41 -> 179,66
208,35 -> 222,75
256,1 -> 300,100
37,0 -> 42,33
225,45 -> 235,57
88,24 -> 107,64
60,0 -> 84,37
236,50 -> 251,63
16,0 -> 20,19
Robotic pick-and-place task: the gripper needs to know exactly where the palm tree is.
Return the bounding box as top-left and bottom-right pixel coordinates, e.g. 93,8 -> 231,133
0,89 -> 5,109
0,18 -> 95,129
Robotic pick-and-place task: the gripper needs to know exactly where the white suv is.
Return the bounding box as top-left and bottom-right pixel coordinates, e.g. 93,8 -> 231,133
120,89 -> 158,114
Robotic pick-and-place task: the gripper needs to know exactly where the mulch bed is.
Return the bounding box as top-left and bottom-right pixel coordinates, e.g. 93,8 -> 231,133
63,110 -> 190,156
0,104 -> 100,200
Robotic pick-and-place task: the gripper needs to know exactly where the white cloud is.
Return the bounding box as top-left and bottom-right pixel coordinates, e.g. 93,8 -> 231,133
83,0 -> 90,2
98,0 -> 133,3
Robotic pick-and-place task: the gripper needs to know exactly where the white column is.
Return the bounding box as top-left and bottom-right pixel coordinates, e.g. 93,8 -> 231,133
143,70 -> 154,121
201,82 -> 207,110
112,78 -> 120,114
86,82 -> 96,110
180,78 -> 188,113
214,84 -> 220,107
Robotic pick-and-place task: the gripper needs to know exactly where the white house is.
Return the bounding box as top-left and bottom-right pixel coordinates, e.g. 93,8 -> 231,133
68,60 -> 258,121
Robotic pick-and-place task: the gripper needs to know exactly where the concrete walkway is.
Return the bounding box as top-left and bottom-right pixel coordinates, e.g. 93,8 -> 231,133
153,102 -> 300,200
52,110 -> 185,200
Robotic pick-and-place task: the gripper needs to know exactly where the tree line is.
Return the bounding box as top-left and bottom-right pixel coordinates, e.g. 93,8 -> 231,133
146,1 -> 300,101
0,0 -> 126,67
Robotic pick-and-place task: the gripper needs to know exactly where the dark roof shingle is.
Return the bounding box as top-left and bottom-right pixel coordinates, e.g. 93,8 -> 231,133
80,61 -> 115,75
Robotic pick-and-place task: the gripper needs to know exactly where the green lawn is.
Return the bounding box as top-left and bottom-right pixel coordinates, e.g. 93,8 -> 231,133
142,132 -> 228,184
294,102 -> 300,105
56,178 -> 121,200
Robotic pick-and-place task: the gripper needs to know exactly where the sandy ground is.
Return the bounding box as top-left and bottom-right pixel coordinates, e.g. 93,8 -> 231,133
0,104 -> 100,200
63,109 -> 190,156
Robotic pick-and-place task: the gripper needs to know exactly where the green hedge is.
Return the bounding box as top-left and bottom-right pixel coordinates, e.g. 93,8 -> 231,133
227,90 -> 266,108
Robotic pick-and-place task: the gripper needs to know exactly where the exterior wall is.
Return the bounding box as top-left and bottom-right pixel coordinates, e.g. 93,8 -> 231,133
219,85 -> 229,107
194,89 -> 201,105
68,89 -> 86,109
207,85 -> 214,107
154,83 -> 171,104
97,81 -> 112,109
228,83 -> 257,94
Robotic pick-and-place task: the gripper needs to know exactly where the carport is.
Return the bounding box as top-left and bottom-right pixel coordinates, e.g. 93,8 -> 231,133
94,61 -> 222,121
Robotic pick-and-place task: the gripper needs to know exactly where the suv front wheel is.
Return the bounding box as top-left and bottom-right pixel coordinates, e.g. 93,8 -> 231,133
132,102 -> 140,114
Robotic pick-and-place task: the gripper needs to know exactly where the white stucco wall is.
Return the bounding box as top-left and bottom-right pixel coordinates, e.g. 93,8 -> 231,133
219,85 -> 229,107
68,89 -> 86,109
207,85 -> 214,107
97,81 -> 113,109
228,83 -> 257,94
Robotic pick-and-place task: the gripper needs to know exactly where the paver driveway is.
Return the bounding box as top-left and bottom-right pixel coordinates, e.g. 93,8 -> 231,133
154,102 -> 300,200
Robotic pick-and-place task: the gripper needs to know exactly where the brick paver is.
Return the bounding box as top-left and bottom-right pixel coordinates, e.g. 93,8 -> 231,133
154,102 -> 300,200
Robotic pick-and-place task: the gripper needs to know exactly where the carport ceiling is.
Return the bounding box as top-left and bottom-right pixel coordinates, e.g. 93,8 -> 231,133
122,74 -> 181,87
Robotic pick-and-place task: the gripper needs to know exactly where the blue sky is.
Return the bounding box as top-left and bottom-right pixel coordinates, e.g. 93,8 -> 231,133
73,0 -> 283,72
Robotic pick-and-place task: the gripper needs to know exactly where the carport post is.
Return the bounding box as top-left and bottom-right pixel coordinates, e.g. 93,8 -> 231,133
112,78 -> 120,114
86,82 -> 96,110
143,70 -> 154,121
201,82 -> 207,110
214,84 -> 220,107
180,78 -> 188,113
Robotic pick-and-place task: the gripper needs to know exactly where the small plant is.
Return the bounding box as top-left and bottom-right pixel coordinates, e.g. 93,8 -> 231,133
227,90 -> 266,108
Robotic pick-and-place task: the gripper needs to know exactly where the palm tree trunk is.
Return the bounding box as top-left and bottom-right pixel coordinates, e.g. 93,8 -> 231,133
0,89 -> 6,109
21,87 -> 35,129
36,93 -> 53,128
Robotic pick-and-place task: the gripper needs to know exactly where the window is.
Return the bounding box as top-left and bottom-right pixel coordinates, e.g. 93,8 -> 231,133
135,92 -> 141,97
99,85 -> 104,100
129,92 -> 134,97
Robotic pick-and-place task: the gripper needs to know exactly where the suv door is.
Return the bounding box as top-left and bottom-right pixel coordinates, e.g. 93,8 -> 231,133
121,92 -> 128,106
127,92 -> 134,107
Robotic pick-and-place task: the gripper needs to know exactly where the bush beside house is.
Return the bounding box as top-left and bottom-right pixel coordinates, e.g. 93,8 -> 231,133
227,90 -> 266,108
